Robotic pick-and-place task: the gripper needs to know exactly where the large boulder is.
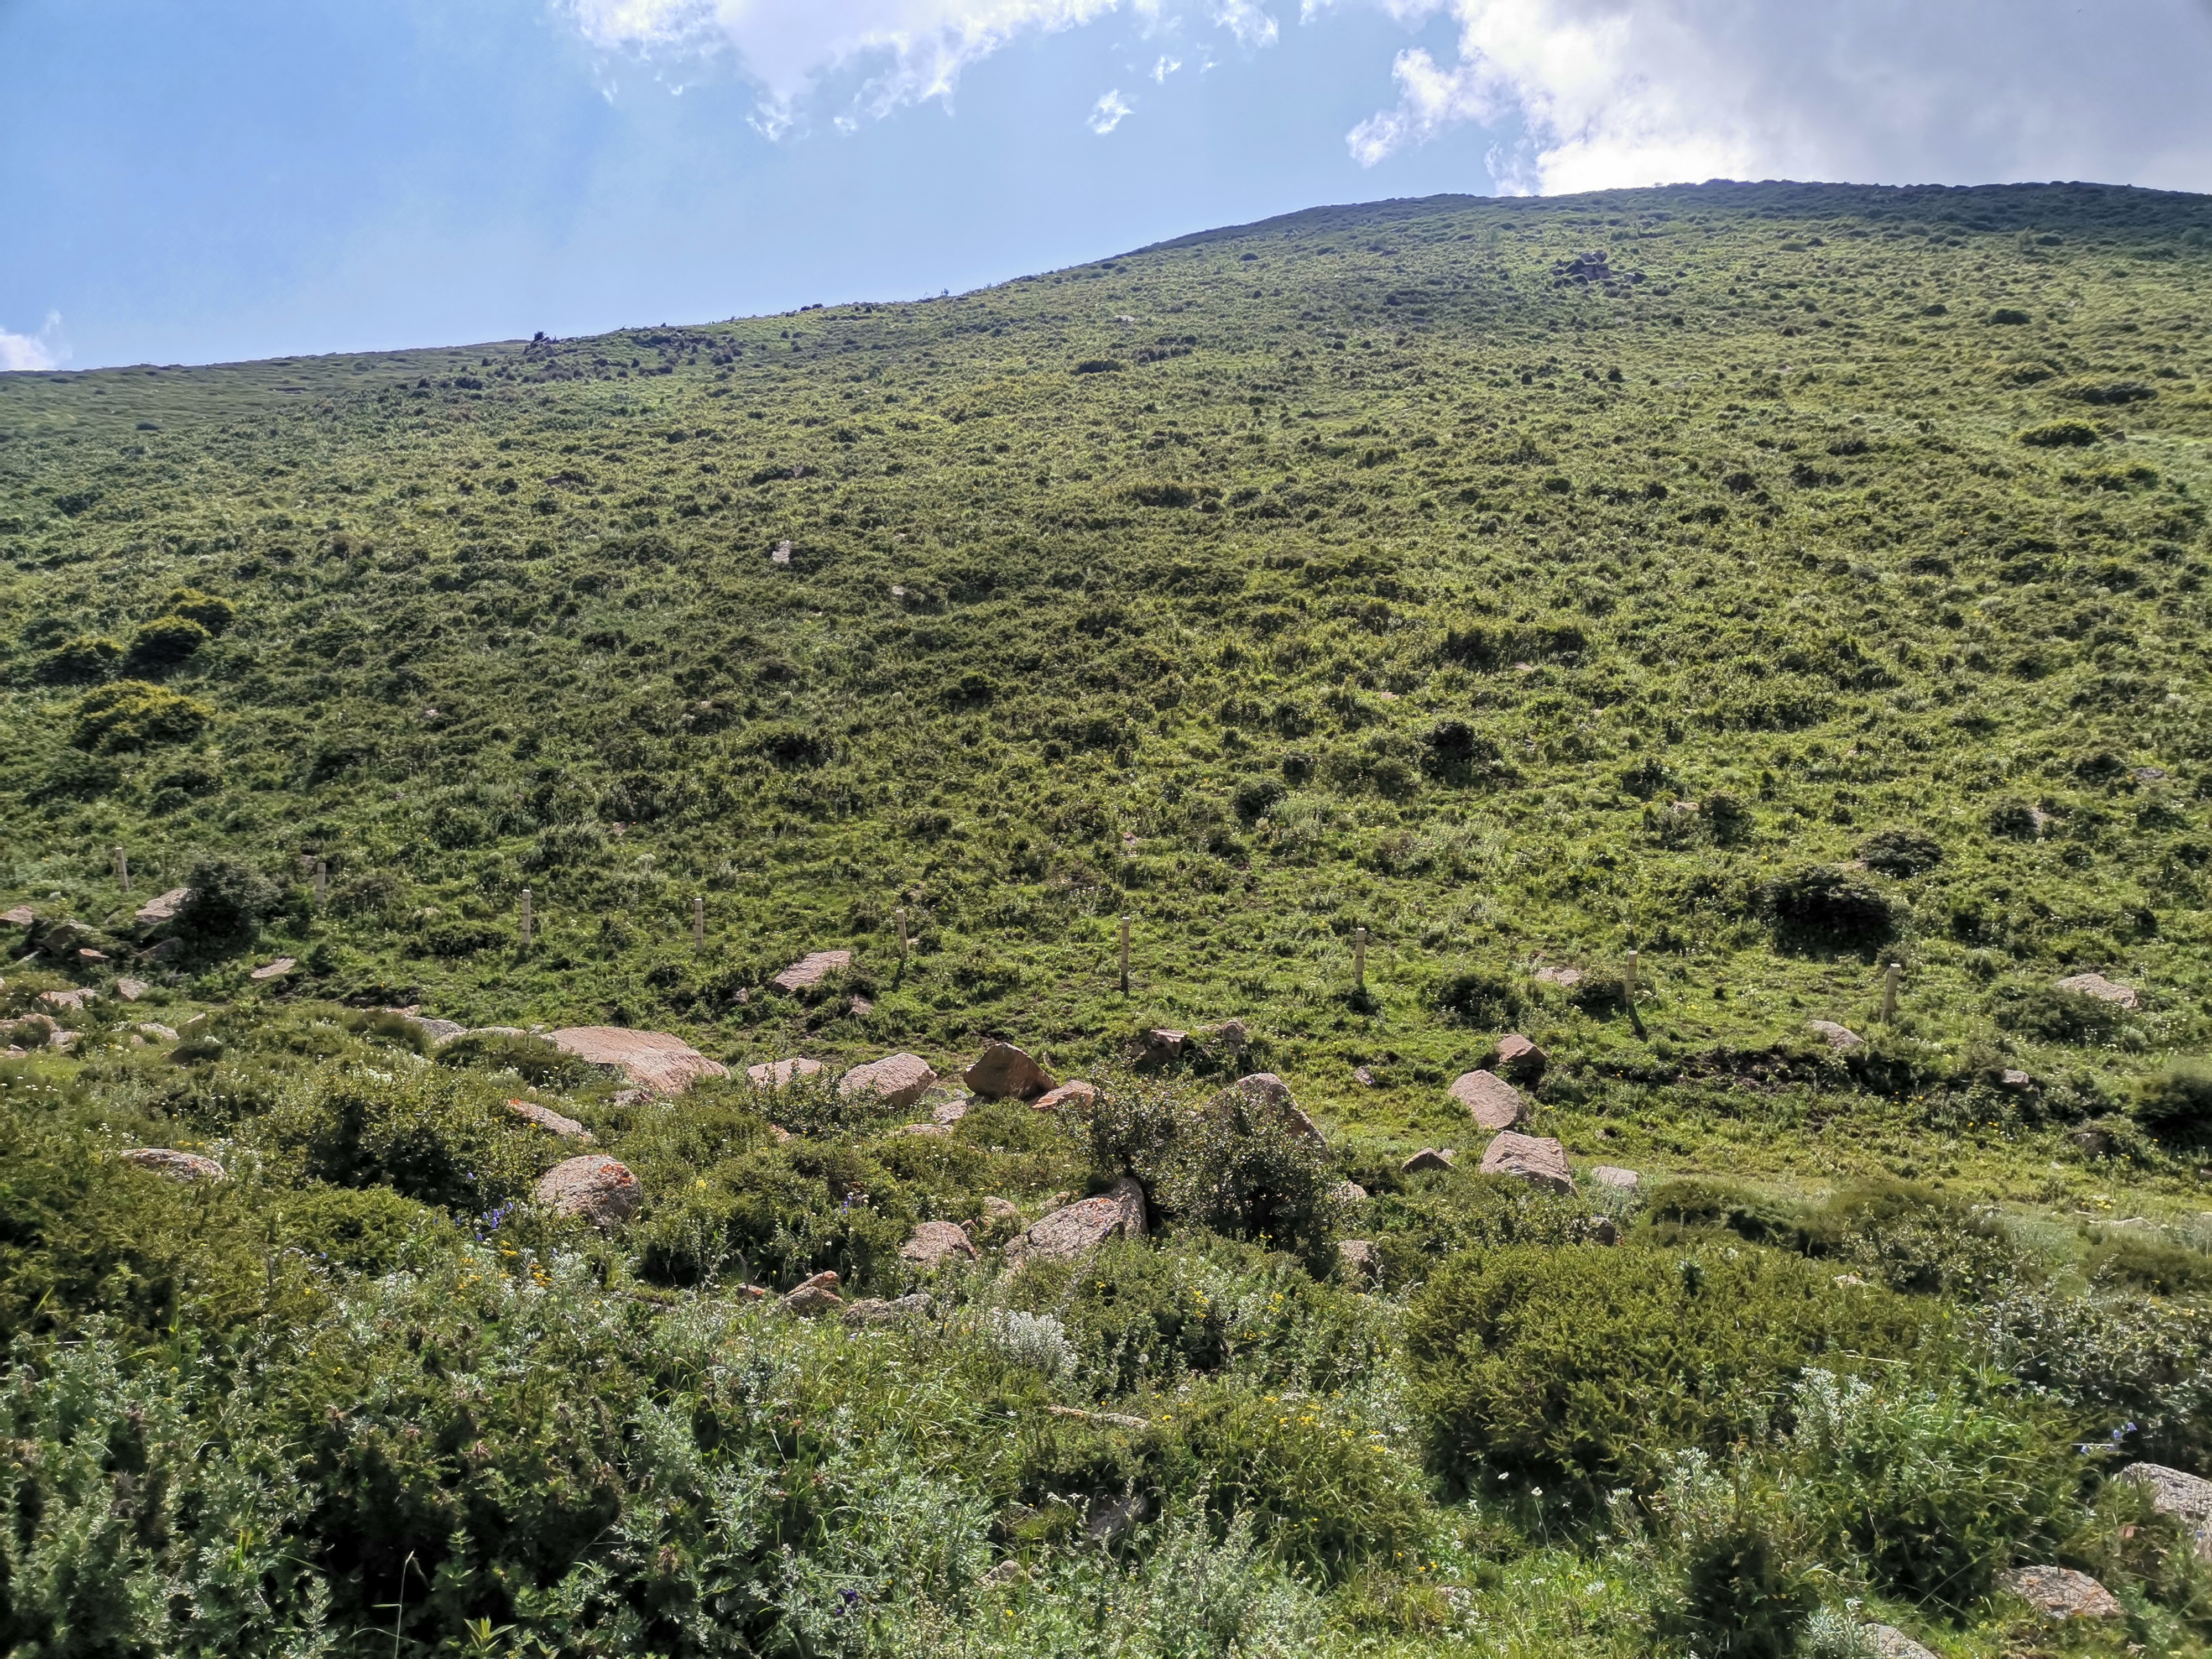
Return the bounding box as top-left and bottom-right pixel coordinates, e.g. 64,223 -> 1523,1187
1217,1072 -> 1326,1146
535,1155 -> 643,1226
1006,1177 -> 1147,1264
771,950 -> 851,993
1860,1627 -> 1937,1659
780,1270 -> 842,1316
1134,1028 -> 1191,1070
119,1149 -> 225,1182
549,1027 -> 728,1094
2116,1460 -> 2212,1520
899,1220 -> 980,1269
1479,1131 -> 1572,1193
1590,1165 -> 1641,1191
964,1041 -> 1056,1101
1806,1019 -> 1865,1052
1999,1566 -> 2121,1620
2055,972 -> 2140,1010
1484,1034 -> 1548,1084
839,1052 -> 938,1111
507,1099 -> 593,1141
134,888 -> 191,930
1402,1147 -> 1456,1173
747,1057 -> 825,1089
1449,1070 -> 1525,1131
1032,1079 -> 1098,1114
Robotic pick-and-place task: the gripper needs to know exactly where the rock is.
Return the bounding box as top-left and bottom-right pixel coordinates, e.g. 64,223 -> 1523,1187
1806,1019 -> 1865,1052
983,1196 -> 1023,1229
2072,1125 -> 2113,1158
839,1052 -> 938,1111
469,1026 -> 527,1039
746,1057 -> 825,1088
507,1099 -> 593,1140
1449,1070 -> 1525,1131
138,938 -> 183,963
1006,1176 -> 1147,1264
1339,1240 -> 1381,1281
896,1121 -> 952,1138
1045,1404 -> 1151,1430
1217,1072 -> 1327,1145
1212,1019 -> 1249,1051
2135,765 -> 2168,782
77,948 -> 107,963
1999,1566 -> 2122,1619
978,1559 -> 1023,1589
1480,1131 -> 1572,1192
900,1220 -> 981,1268
383,1011 -> 467,1044
1084,1493 -> 1146,1543
1135,1027 -> 1191,1068
2056,972 -> 2139,1010
1486,1034 -> 1549,1084
770,950 -> 851,992
549,1027 -> 729,1094
780,1270 -> 842,1316
40,988 -> 95,1013
1353,1065 -> 1378,1087
119,1149 -> 225,1182
113,978 -> 148,1001
1032,1079 -> 1097,1113
1590,1165 -> 1641,1191
249,957 -> 295,982
849,995 -> 873,1016
2000,1068 -> 2034,1091
2,906 -> 34,927
964,1040 -> 1056,1100
134,889 -> 191,928
1533,964 -> 1583,987
930,1095 -> 970,1124
843,1293 -> 932,1326
771,539 -> 794,566
136,1022 -> 178,1042
1332,1180 -> 1369,1202
534,1155 -> 643,1226
1860,1626 -> 1938,1659
1834,1273 -> 1869,1287
1588,1215 -> 1620,1245
1402,1147 -> 1457,1173
2116,1461 -> 2212,1522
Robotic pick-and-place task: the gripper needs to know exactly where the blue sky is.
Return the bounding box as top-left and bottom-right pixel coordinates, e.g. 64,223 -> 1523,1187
5,0 -> 2211,371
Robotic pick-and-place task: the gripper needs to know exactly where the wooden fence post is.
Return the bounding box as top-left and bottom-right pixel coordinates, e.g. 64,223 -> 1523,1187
896,906 -> 909,963
112,846 -> 129,893
693,896 -> 705,951
1354,926 -> 1368,991
1624,949 -> 1639,1005
1118,914 -> 1130,995
1884,961 -> 1900,1022
314,859 -> 327,906
520,888 -> 533,948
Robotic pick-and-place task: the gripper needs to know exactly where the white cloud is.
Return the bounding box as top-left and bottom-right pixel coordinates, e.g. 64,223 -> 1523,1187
1089,87 -> 1135,131
1342,0 -> 2212,195
1213,0 -> 1278,46
1152,53 -> 1181,80
0,312 -> 67,374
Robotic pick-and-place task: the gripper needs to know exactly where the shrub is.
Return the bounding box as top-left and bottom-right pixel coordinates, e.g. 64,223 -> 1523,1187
1987,796 -> 2045,838
258,1062 -> 544,1212
1651,1453 -> 1818,1659
162,587 -> 236,633
1855,825 -> 1943,876
1406,1243 -> 1937,1496
437,1029 -> 599,1089
1764,864 -> 1900,953
124,613 -> 211,672
172,854 -> 284,943
1230,775 -> 1286,820
36,634 -> 122,682
69,680 -> 212,750
1992,983 -> 2127,1045
2018,419 -> 2101,448
1987,307 -> 2033,325
2088,1233 -> 2212,1297
1434,968 -> 1523,1025
2132,1061 -> 2212,1141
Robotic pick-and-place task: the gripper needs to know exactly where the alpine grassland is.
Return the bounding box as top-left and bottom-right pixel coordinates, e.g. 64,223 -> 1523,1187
0,179 -> 2210,1655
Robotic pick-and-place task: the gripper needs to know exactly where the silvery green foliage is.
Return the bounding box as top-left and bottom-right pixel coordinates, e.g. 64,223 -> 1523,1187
982,1308 -> 1077,1377
1798,1608 -> 1879,1658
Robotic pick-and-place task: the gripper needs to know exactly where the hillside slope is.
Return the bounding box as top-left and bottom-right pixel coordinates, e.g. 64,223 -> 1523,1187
3,179 -> 2211,1154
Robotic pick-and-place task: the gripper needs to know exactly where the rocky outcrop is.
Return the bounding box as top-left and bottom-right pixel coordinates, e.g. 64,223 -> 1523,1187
746,1057 -> 825,1088
1402,1148 -> 1455,1173
839,1053 -> 938,1111
771,950 -> 851,992
535,1155 -> 642,1225
1806,1020 -> 1864,1052
1485,1034 -> 1548,1084
1005,1177 -> 1147,1264
1218,1072 -> 1326,1145
1479,1131 -> 1572,1192
2056,972 -> 2139,1010
780,1270 -> 842,1316
119,1149 -> 225,1182
1449,1070 -> 1525,1131
1999,1566 -> 2121,1619
507,1099 -> 593,1140
899,1220 -> 981,1268
1032,1079 -> 1098,1113
1590,1165 -> 1640,1191
134,889 -> 191,929
964,1041 -> 1056,1100
549,1027 -> 728,1094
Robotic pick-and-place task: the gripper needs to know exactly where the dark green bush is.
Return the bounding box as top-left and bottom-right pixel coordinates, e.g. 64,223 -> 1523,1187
69,680 -> 211,750
1855,825 -> 1943,876
162,587 -> 237,633
1992,983 -> 2128,1045
36,634 -> 121,682
1765,863 -> 1900,953
2131,1061 -> 2212,1141
258,1063 -> 544,1212
2018,419 -> 2101,448
124,613 -> 211,672
1434,968 -> 1524,1025
173,854 -> 284,943
2089,1233 -> 2212,1297
437,1029 -> 599,1088
1406,1243 -> 1938,1496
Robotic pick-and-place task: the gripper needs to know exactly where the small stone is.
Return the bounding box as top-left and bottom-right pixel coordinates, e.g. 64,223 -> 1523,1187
1590,1165 -> 1640,1190
964,1040 -> 1056,1100
406,1015 -> 467,1043
770,539 -> 794,566
1449,1069 -> 1525,1131
747,1057 -> 825,1088
1999,1566 -> 2122,1619
1006,1176 -> 1147,1264
2135,765 -> 2169,782
843,1293 -> 932,1326
978,1559 -> 1022,1588
1212,1019 -> 1249,1051
40,988 -> 95,1012
1402,1147 -> 1455,1173
138,938 -> 183,963
76,948 -> 107,963
2056,972 -> 2139,1010
1353,1065 -> 1378,1087
114,978 -> 148,1001
119,1149 -> 225,1182
1045,1404 -> 1152,1430
550,1027 -> 729,1094
134,888 -> 191,928
1135,1027 -> 1190,1068
771,950 -> 851,992
2,906 -> 34,927
1332,1180 -> 1369,1202
1806,1019 -> 1864,1052
534,1155 -> 643,1226
1860,1625 -> 1939,1659
1588,1215 -> 1620,1245
1480,1131 -> 1572,1192
896,1121 -> 953,1138
1339,1239 -> 1381,1281
849,995 -> 874,1016
1833,1273 -> 1868,1287
780,1270 -> 842,1316
136,1022 -> 178,1042
249,957 -> 295,981
1217,1072 -> 1327,1145
1487,1033 -> 1548,1084
931,1095 -> 970,1124
2000,1068 -> 2034,1091
840,1052 -> 939,1111
507,1099 -> 593,1140
1034,1079 -> 1097,1113
900,1220 -> 981,1268
1533,964 -> 1583,987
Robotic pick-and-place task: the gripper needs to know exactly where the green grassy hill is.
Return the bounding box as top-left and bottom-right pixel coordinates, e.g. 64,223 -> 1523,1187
3,180 -> 2212,1657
